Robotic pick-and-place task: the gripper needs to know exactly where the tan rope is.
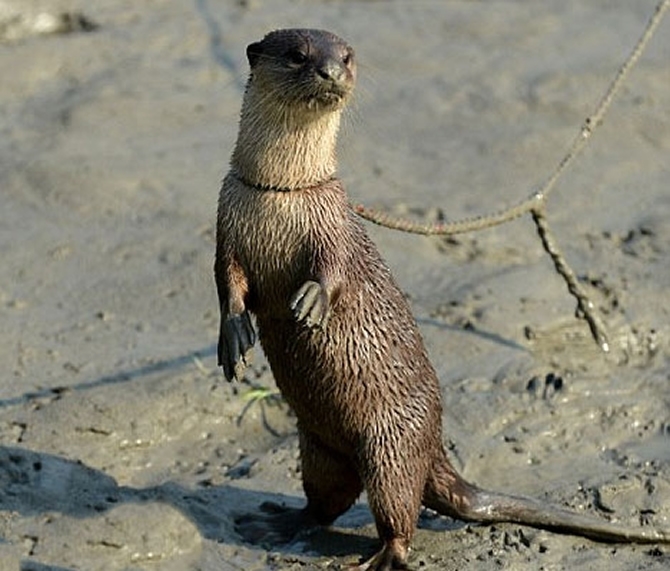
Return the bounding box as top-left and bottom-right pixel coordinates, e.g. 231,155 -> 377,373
352,1 -> 669,351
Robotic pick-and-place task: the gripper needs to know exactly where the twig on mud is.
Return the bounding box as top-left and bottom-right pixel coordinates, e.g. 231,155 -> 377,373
236,384 -> 285,437
531,207 -> 610,352
353,0 -> 669,352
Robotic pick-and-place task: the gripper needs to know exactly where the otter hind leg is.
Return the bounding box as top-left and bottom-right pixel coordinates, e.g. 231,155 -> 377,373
299,429 -> 364,525
352,443 -> 428,570
236,430 -> 363,547
350,537 -> 410,571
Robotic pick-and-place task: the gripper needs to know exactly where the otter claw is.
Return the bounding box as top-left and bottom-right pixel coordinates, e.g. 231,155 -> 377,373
219,312 -> 256,381
290,280 -> 330,328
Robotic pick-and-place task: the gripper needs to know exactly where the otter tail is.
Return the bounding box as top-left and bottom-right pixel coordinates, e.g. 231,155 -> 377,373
424,448 -> 670,544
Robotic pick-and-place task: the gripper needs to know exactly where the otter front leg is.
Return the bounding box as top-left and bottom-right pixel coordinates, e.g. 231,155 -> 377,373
215,255 -> 256,381
290,242 -> 344,328
219,312 -> 256,381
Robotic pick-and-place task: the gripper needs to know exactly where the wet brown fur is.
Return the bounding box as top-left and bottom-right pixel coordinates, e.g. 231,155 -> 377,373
215,28 -> 670,571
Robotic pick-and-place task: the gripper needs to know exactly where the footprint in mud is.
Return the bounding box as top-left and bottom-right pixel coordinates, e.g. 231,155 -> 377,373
0,447 -> 121,515
619,216 -> 668,261
525,372 -> 564,401
431,298 -> 483,332
587,215 -> 668,263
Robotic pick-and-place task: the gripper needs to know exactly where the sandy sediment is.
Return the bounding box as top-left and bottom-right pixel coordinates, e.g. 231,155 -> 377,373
1,1 -> 669,569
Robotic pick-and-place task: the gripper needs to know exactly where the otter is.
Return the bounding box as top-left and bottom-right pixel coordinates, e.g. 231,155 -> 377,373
215,28 -> 669,570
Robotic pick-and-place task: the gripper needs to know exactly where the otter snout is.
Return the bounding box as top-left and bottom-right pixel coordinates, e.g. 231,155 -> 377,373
316,58 -> 347,83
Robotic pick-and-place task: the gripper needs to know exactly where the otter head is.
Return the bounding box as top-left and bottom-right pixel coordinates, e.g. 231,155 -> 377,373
246,28 -> 356,113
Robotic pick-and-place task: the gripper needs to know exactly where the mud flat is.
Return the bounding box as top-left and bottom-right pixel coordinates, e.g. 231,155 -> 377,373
1,1 -> 669,569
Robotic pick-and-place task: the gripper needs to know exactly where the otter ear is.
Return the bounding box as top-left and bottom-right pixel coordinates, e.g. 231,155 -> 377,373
246,41 -> 263,68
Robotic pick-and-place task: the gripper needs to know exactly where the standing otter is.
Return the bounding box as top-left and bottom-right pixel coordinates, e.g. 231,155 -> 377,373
215,28 -> 669,570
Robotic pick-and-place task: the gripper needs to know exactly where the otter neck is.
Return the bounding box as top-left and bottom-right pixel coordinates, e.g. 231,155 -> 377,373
231,83 -> 342,191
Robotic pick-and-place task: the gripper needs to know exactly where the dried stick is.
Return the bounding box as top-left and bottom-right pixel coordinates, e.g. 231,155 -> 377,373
352,0 -> 669,350
531,206 -> 610,352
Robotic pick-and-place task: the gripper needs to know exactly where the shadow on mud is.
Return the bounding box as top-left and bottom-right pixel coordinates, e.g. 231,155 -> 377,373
0,445 -> 413,563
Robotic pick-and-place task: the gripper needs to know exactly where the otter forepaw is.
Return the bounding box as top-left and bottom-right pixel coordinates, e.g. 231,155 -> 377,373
218,311 -> 256,381
290,280 -> 330,328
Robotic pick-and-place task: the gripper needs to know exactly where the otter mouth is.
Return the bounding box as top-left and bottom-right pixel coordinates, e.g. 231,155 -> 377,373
310,91 -> 345,109
305,84 -> 351,111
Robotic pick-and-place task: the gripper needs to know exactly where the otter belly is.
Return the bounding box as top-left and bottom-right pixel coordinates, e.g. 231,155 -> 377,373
255,286 -> 441,455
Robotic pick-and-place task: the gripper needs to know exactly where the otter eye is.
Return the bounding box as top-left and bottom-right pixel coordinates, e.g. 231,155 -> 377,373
286,49 -> 308,65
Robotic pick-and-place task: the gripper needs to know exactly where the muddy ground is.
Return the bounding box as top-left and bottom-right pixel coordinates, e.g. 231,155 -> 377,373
1,1 -> 669,569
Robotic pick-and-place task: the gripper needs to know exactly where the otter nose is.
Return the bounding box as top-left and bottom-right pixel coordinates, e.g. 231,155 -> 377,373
316,58 -> 345,82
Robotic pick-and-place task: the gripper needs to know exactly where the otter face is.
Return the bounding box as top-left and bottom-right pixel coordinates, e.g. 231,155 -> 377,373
246,29 -> 356,112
